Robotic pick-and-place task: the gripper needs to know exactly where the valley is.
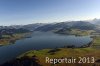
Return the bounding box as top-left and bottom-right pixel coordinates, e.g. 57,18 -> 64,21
0,21 -> 100,66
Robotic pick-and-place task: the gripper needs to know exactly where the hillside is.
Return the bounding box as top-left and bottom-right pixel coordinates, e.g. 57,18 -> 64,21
34,21 -> 96,31
0,21 -> 97,32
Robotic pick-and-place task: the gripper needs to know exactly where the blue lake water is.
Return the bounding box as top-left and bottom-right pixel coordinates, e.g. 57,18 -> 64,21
0,31 -> 93,64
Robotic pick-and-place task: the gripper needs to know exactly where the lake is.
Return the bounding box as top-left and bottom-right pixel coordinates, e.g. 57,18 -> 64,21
0,31 -> 93,64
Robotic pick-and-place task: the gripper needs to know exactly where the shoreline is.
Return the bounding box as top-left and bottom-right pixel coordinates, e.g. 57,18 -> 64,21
0,32 -> 32,46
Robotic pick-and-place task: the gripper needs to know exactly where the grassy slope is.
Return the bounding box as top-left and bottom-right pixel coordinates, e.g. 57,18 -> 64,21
0,33 -> 31,45
54,29 -> 95,36
18,48 -> 100,66
92,37 -> 100,49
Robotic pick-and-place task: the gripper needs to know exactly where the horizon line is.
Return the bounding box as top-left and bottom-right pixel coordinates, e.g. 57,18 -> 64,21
0,18 -> 99,26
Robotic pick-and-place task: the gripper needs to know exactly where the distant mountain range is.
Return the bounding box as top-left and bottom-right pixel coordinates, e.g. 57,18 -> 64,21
0,19 -> 100,32
93,18 -> 100,25
88,18 -> 100,25
34,21 -> 96,31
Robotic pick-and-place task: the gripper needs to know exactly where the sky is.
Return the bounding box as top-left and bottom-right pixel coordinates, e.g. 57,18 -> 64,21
0,0 -> 100,25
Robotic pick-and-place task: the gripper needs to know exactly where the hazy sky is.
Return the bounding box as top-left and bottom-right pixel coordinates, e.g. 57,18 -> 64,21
0,0 -> 100,25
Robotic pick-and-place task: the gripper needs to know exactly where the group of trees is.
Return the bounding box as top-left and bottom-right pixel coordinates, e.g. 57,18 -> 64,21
1,56 -> 41,66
